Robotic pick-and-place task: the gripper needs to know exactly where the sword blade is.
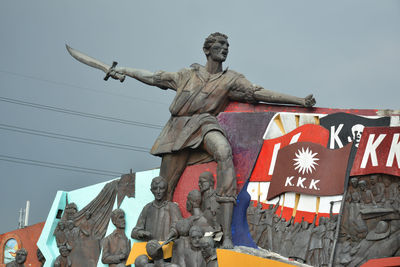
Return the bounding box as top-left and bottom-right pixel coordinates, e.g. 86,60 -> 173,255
66,44 -> 110,73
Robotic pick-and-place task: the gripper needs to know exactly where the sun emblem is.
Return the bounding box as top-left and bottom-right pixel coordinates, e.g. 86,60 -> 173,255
293,147 -> 319,174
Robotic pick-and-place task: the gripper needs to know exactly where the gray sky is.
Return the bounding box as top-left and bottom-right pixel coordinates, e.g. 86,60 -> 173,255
0,0 -> 399,234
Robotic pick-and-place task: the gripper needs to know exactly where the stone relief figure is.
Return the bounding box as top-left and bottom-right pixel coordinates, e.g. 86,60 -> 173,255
184,226 -> 207,267
186,190 -> 216,234
79,210 -> 94,239
359,180 -> 376,207
54,244 -> 72,267
171,219 -> 191,267
290,217 -> 314,264
65,220 -> 80,248
307,217 -> 325,266
369,174 -> 385,204
101,209 -> 131,267
131,176 -> 183,241
102,32 -> 316,248
54,220 -> 67,247
198,172 -> 220,232
137,240 -> 179,267
200,236 -> 218,267
6,248 -> 27,267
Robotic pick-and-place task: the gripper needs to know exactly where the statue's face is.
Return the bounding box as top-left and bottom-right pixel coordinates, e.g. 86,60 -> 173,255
60,246 -> 70,257
15,250 -> 27,264
208,36 -> 229,62
113,212 -> 126,229
58,221 -> 65,230
350,177 -> 359,188
151,182 -> 167,201
198,177 -> 211,193
67,221 -> 74,230
190,230 -> 203,249
370,176 -> 377,185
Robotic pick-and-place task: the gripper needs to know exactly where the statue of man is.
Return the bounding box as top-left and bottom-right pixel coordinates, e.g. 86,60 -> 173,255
110,32 -> 316,248
198,172 -> 220,231
131,176 -> 182,241
6,248 -> 27,267
101,209 -> 131,267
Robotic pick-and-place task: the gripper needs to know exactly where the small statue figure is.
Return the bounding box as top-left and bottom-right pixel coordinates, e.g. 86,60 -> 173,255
186,190 -> 215,233
290,216 -> 314,263
198,172 -> 220,231
79,210 -> 94,238
134,255 -> 149,267
65,220 -> 80,247
184,226 -> 206,267
200,236 -> 218,267
131,176 -> 182,241
171,219 -> 192,267
369,174 -> 385,204
101,209 -> 131,267
6,248 -> 27,267
54,244 -> 72,267
359,180 -> 376,207
54,220 -> 67,247
64,202 -> 78,220
140,240 -> 179,267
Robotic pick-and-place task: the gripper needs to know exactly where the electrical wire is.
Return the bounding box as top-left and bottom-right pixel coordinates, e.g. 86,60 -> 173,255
0,123 -> 150,152
0,154 -> 122,177
0,96 -> 163,129
0,69 -> 169,105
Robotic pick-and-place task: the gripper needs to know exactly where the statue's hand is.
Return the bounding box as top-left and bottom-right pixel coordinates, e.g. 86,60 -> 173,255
107,67 -> 125,83
303,94 -> 316,107
139,230 -> 152,239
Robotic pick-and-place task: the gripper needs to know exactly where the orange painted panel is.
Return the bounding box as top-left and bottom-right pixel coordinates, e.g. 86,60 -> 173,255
216,249 -> 295,267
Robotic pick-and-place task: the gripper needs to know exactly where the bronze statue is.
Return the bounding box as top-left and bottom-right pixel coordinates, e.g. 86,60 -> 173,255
54,220 -> 67,247
6,248 -> 27,267
171,219 -> 191,267
184,226 -> 206,267
200,236 -> 218,267
101,209 -> 131,267
198,172 -> 220,232
131,176 -> 182,241
141,240 -> 179,267
186,190 -> 215,233
67,32 -> 316,249
54,244 -> 72,267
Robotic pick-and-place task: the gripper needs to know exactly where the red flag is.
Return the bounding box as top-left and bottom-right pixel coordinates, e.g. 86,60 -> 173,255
351,127 -> 400,177
267,142 -> 352,200
250,124 -> 329,182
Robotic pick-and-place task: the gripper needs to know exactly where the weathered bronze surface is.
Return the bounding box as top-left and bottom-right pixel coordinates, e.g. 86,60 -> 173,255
5,248 -> 27,267
101,209 -> 131,267
67,32 -> 315,249
131,176 -> 182,241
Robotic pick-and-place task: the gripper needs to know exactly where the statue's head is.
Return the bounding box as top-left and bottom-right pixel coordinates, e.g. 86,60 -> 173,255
15,248 -> 27,264
150,176 -> 168,202
358,180 -> 367,191
59,244 -> 70,257
200,236 -> 215,260
66,220 -> 75,230
350,177 -> 359,188
134,255 -> 149,267
176,219 -> 191,236
111,209 -> 126,229
145,240 -> 163,260
189,225 -> 204,250
203,32 -> 229,63
198,171 -> 215,193
57,220 -> 65,230
186,190 -> 202,214
370,174 -> 379,185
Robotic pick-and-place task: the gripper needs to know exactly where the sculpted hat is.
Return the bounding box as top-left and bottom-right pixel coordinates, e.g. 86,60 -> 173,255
366,221 -> 390,241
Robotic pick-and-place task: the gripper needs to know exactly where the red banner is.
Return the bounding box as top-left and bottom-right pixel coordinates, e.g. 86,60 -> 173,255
351,127 -> 400,177
267,142 -> 352,200
250,124 -> 329,182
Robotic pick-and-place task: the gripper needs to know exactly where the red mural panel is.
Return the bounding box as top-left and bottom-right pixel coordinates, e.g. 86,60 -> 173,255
351,127 -> 400,177
251,124 -> 330,182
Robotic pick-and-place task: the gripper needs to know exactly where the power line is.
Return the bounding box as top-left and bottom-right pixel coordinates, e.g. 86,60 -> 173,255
0,154 -> 122,177
0,96 -> 163,129
0,69 -> 169,106
0,123 -> 150,152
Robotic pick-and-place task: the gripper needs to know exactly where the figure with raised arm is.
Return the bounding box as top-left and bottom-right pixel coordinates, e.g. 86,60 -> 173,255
68,32 -> 316,249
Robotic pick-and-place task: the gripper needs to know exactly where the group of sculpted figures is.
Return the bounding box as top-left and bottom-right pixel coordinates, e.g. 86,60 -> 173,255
336,174 -> 400,266
247,199 -> 338,266
67,31 -> 315,251
5,248 -> 45,267
132,173 -> 219,267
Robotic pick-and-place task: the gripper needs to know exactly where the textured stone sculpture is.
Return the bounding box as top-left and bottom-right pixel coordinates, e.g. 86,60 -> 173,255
131,176 -> 182,241
54,244 -> 72,267
184,226 -> 206,267
200,236 -> 218,267
68,32 -> 316,249
6,248 -> 27,267
101,209 -> 131,267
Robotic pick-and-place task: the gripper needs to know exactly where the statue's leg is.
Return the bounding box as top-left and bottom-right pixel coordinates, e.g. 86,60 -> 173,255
203,130 -> 236,249
160,150 -> 190,201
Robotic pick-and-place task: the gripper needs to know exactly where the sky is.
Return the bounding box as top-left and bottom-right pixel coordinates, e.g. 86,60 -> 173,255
0,0 -> 399,234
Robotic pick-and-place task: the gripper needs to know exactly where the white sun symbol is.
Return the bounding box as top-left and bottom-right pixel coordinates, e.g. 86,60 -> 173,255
293,147 -> 319,175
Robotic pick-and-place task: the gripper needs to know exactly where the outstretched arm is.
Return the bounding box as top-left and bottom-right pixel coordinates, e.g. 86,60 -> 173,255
230,77 -> 316,107
110,67 -> 180,90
